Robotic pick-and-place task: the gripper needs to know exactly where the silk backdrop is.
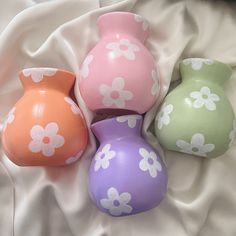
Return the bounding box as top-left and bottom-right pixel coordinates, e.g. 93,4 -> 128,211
0,0 -> 236,235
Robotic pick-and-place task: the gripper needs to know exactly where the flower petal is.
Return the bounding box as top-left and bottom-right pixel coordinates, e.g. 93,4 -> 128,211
190,91 -> 201,99
130,43 -> 140,52
28,140 -> 42,153
41,144 -> 55,157
154,159 -> 162,172
106,150 -> 116,160
191,133 -> 205,146
50,135 -> 65,148
209,93 -> 220,102
164,104 -> 173,114
102,96 -> 114,107
151,83 -> 159,96
94,160 -> 102,171
100,199 -> 113,209
109,207 -> 122,216
124,50 -> 135,60
200,86 -> 211,95
99,84 -> 111,96
114,98 -> 125,108
203,143 -> 215,153
112,77 -> 125,90
157,118 -> 163,129
106,42 -> 119,50
107,187 -> 119,201
192,61 -> 202,70
120,38 -> 130,45
193,98 -> 205,108
119,192 -> 131,203
204,99 -> 216,111
102,144 -> 111,153
176,139 -> 192,154
101,159 -> 110,169
30,125 -> 44,140
161,113 -> 170,126
120,204 -> 133,214
116,116 -> 127,123
139,159 -> 149,171
44,122 -> 59,137
148,165 -> 158,178
120,90 -> 133,100
139,148 -> 149,158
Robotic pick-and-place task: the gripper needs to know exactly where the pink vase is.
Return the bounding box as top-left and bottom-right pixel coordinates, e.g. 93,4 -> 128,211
79,12 -> 160,115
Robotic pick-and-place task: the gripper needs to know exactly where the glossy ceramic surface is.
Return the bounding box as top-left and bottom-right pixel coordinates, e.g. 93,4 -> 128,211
2,68 -> 88,166
79,12 -> 160,115
155,58 -> 235,158
89,115 -> 167,216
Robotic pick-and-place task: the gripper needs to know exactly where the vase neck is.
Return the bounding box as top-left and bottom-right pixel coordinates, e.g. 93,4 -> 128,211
91,115 -> 142,143
180,58 -> 232,86
97,12 -> 149,43
19,68 -> 75,94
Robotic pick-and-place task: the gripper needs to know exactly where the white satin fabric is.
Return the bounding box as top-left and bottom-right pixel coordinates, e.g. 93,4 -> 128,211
1,0 -> 236,235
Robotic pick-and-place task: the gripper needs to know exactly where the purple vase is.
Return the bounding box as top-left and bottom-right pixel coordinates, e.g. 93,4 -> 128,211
89,115 -> 168,217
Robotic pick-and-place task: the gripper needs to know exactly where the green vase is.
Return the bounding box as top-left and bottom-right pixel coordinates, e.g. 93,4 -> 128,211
155,58 -> 235,158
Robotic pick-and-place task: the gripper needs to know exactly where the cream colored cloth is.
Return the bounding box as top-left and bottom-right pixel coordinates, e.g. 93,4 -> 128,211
1,0 -> 236,235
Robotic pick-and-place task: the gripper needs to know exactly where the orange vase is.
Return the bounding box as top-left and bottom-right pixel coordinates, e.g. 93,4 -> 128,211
2,68 -> 88,166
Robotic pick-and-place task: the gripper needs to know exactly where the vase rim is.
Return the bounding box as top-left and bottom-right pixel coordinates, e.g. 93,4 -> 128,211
91,114 -> 143,128
19,67 -> 75,77
181,57 -> 231,68
97,11 -> 142,23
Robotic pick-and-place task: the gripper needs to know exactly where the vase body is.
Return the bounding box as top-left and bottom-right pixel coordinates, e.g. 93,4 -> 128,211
89,115 -> 167,217
79,12 -> 160,115
155,58 -> 235,158
2,68 -> 88,166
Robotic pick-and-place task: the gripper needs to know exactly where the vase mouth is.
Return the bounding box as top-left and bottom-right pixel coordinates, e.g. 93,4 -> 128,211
97,11 -> 139,23
91,114 -> 142,127
97,11 -> 149,43
19,67 -> 75,78
181,58 -> 232,71
19,67 -> 75,93
180,58 -> 232,85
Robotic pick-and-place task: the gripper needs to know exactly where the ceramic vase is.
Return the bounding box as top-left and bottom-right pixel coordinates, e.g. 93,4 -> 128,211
79,11 -> 160,115
2,68 -> 88,166
89,115 -> 167,217
155,58 -> 235,158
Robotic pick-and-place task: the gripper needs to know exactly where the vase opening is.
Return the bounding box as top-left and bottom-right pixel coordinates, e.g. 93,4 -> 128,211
19,68 -> 75,94
91,114 -> 143,142
180,58 -> 232,86
97,11 -> 149,43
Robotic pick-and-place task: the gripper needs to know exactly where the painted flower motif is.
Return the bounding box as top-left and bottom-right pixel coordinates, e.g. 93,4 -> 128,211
65,151 -> 83,165
3,107 -> 16,131
23,68 -> 57,83
156,103 -> 174,130
28,122 -> 65,157
139,148 -> 162,178
151,70 -> 160,96
94,144 -> 116,171
100,187 -> 133,216
64,97 -> 81,115
106,38 -> 140,60
80,54 -> 93,78
190,86 -> 220,111
134,14 -> 148,31
99,77 -> 133,108
176,133 -> 215,157
229,119 -> 236,147
183,58 -> 214,70
116,115 -> 141,128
